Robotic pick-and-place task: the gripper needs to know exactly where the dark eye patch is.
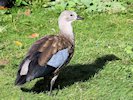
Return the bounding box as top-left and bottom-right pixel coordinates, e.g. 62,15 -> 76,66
70,14 -> 73,16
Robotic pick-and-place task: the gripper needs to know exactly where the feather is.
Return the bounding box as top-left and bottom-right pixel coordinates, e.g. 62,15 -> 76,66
47,48 -> 69,68
20,59 -> 31,75
15,57 -> 28,85
26,35 -> 72,67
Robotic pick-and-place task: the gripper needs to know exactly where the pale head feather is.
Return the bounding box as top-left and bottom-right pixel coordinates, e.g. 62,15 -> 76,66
58,10 -> 78,23
58,10 -> 78,43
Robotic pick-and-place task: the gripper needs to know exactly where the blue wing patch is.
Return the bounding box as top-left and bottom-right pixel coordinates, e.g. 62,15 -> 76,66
47,48 -> 69,68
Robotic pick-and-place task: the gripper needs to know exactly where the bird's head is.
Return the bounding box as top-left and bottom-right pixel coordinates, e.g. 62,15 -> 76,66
58,10 -> 83,23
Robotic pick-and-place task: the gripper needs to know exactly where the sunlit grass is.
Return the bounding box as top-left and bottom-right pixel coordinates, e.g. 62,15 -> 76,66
0,2 -> 133,99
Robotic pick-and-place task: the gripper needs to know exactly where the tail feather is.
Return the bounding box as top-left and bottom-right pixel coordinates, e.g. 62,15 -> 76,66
15,57 -> 28,86
15,75 -> 26,85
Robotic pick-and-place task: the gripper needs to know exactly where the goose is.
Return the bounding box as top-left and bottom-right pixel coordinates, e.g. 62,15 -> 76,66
15,10 -> 83,94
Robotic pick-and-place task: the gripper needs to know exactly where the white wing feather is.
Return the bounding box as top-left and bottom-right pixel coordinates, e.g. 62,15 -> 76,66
20,59 -> 31,75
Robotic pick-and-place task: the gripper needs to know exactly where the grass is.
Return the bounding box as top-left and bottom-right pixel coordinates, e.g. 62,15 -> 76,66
0,1 -> 133,100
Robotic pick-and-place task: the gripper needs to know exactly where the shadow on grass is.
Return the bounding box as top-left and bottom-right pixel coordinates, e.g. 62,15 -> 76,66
21,54 -> 120,93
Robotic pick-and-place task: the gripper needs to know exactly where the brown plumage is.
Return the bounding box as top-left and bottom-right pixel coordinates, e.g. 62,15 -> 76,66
27,34 -> 74,67
15,10 -> 83,95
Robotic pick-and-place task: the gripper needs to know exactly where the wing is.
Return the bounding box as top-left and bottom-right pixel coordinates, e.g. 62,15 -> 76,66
27,35 -> 73,67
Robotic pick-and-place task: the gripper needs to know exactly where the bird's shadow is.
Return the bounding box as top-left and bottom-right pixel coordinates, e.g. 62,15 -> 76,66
21,54 -> 120,93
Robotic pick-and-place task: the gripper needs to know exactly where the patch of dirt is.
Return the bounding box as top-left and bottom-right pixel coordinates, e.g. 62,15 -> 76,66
0,59 -> 9,69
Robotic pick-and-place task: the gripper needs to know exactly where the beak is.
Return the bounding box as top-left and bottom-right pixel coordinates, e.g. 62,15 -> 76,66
76,15 -> 84,20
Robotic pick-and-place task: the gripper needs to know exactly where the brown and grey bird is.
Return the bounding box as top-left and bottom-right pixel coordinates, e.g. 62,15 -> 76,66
15,10 -> 83,94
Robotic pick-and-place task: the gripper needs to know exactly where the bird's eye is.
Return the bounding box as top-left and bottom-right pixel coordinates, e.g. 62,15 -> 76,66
70,14 -> 73,16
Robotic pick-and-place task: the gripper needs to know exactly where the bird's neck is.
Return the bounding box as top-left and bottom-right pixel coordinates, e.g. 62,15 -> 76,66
59,20 -> 74,44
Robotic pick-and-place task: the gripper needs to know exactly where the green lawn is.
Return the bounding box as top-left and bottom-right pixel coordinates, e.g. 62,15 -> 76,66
0,1 -> 133,100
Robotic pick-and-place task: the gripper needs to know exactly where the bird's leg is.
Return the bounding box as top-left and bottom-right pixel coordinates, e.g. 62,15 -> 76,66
49,74 -> 58,95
